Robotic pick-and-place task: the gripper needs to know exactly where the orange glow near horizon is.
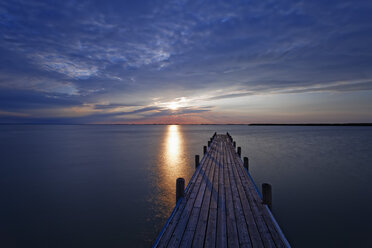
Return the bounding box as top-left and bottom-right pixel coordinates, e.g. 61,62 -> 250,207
124,113 -> 216,125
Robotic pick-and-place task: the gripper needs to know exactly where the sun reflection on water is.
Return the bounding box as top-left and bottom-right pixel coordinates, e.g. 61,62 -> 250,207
166,125 -> 181,168
156,125 -> 187,215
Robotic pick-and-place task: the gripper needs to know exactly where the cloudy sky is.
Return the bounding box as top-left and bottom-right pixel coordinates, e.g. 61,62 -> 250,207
1,0 -> 372,124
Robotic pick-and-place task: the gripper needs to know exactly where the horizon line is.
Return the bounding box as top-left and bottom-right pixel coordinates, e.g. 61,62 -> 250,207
1,123 -> 371,126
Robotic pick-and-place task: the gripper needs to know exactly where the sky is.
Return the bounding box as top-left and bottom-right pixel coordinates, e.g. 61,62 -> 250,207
0,0 -> 372,124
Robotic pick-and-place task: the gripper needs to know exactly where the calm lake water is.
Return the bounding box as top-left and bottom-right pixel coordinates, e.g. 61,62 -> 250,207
0,125 -> 371,247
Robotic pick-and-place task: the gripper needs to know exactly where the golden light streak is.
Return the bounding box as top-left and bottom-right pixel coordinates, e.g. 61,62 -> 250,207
155,125 -> 187,215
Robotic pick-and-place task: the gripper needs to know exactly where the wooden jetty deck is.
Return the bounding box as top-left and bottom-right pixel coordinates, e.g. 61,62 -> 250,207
153,133 -> 290,248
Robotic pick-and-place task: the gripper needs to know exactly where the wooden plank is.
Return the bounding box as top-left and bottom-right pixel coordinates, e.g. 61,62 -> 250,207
204,137 -> 221,247
191,138 -> 219,247
225,139 -> 265,248
204,208 -> 217,248
225,140 -> 252,247
216,138 -> 227,248
177,141 -> 217,248
232,155 -> 286,247
228,141 -> 281,248
224,140 -> 240,248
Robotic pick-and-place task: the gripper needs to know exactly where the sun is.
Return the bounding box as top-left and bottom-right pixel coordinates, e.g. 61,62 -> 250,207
167,102 -> 180,110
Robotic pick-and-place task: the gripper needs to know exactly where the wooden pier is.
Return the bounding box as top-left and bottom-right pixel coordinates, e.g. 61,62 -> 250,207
153,133 -> 290,248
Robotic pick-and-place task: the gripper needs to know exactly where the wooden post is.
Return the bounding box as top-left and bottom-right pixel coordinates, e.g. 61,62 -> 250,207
176,178 -> 185,203
233,141 -> 236,148
195,155 -> 200,168
208,141 -> 211,147
203,146 -> 207,154
237,147 -> 241,157
244,157 -> 249,171
262,183 -> 272,210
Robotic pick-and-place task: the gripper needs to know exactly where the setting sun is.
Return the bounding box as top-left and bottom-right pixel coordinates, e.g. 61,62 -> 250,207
167,102 -> 180,110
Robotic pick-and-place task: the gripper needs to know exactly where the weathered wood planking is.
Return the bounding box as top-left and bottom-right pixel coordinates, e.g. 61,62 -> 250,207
153,134 -> 290,248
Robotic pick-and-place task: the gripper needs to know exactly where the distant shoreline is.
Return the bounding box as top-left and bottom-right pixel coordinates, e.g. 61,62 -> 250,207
1,123 -> 372,126
248,123 -> 372,126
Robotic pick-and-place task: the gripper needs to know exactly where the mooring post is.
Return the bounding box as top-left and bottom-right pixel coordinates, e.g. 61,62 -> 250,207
244,157 -> 249,171
203,146 -> 207,154
176,178 -> 185,203
208,140 -> 211,147
237,147 -> 241,157
195,155 -> 200,168
233,141 -> 236,148
226,132 -> 233,142
262,183 -> 272,210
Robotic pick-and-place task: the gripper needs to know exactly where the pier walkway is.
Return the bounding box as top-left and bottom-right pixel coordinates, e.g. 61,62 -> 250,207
153,134 -> 290,248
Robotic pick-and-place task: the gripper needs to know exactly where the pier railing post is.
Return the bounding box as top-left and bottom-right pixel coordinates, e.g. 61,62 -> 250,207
262,183 -> 272,210
244,157 -> 249,171
195,155 -> 200,168
203,146 -> 207,154
226,132 -> 232,142
237,147 -> 241,157
176,178 -> 185,203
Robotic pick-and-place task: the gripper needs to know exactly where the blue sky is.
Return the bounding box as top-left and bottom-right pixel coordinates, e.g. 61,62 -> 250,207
0,0 -> 372,123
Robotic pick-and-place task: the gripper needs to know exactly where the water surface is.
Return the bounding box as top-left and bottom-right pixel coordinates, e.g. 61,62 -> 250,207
0,125 -> 371,247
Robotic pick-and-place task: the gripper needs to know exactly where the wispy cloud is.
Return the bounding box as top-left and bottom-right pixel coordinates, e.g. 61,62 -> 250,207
0,0 -> 372,123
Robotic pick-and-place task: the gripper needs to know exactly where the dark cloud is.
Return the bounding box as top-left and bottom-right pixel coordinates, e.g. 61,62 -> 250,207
208,92 -> 254,101
0,89 -> 82,111
93,103 -> 140,109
